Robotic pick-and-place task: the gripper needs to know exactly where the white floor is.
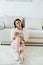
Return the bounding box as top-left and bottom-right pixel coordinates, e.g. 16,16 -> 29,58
0,45 -> 43,65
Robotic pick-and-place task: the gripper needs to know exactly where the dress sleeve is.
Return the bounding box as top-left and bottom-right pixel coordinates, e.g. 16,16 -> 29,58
23,28 -> 29,42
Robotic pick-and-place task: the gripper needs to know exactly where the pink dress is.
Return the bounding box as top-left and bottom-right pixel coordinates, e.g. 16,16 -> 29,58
11,28 -> 25,60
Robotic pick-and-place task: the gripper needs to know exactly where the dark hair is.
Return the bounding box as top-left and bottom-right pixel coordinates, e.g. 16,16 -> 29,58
14,19 -> 24,28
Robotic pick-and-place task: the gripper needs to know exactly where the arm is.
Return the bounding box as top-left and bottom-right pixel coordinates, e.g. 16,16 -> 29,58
11,29 -> 19,40
13,32 -> 24,41
12,32 -> 19,40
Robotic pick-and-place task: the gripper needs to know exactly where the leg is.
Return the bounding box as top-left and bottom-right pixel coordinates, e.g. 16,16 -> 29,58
19,41 -> 25,61
13,37 -> 22,61
11,41 -> 15,49
20,50 -> 24,61
19,50 -> 24,64
11,37 -> 21,51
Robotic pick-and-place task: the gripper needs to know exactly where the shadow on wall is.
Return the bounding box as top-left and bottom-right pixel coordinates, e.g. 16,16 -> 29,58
22,18 -> 25,28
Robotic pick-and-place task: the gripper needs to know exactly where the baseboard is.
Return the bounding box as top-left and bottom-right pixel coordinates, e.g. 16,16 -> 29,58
1,41 -> 43,46
25,42 -> 43,46
1,44 -> 11,45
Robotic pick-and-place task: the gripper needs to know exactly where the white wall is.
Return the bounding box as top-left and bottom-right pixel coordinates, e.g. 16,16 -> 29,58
0,0 -> 43,18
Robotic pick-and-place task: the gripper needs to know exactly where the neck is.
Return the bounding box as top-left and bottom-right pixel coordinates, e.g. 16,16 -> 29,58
17,26 -> 23,30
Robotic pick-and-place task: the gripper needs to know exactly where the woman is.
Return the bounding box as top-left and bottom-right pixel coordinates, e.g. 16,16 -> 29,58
11,19 -> 25,63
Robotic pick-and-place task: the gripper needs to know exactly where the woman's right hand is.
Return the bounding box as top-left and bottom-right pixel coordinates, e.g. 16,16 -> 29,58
12,32 -> 19,40
14,32 -> 19,36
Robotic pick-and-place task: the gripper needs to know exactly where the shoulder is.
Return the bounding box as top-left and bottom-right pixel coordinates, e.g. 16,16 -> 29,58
11,28 -> 17,33
23,28 -> 28,33
23,28 -> 26,31
23,27 -> 26,30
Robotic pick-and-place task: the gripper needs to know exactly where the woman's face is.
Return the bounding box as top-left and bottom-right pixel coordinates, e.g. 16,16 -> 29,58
15,21 -> 22,28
